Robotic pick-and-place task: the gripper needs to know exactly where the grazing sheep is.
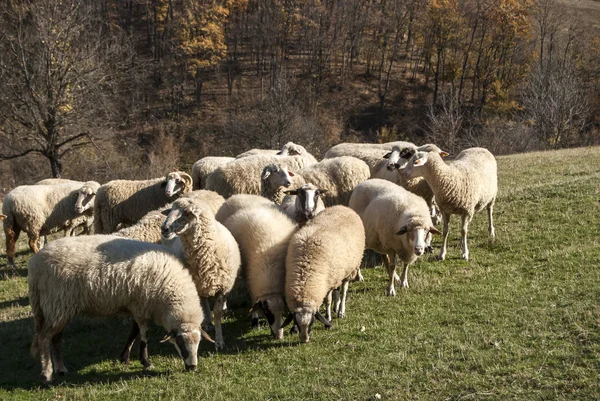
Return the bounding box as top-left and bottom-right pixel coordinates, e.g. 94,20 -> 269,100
214,194 -> 276,224
206,154 -> 313,198
28,235 -> 210,384
94,171 -> 193,234
285,206 -> 365,343
2,182 -> 99,266
191,157 -> 235,190
116,190 -> 225,245
222,206 -> 297,339
402,147 -> 497,261
162,197 -> 241,350
349,179 -> 440,295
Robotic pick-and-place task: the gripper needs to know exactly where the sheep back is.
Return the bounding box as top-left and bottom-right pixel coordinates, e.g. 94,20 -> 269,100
191,157 -> 235,190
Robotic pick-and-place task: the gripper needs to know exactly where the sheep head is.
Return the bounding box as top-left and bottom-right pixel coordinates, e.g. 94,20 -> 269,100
74,181 -> 100,214
277,142 -> 305,156
165,171 -> 193,198
261,164 -> 295,189
396,218 -> 441,256
284,183 -> 327,221
250,297 -> 286,340
384,145 -> 416,171
161,197 -> 208,239
160,325 -> 212,371
282,308 -> 331,343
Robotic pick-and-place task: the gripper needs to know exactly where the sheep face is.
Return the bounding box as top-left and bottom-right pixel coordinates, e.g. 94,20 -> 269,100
383,147 -> 413,171
165,172 -> 193,198
285,184 -> 328,220
74,184 -> 98,214
161,328 -> 201,371
251,298 -> 286,340
161,199 -> 199,239
294,311 -> 315,343
262,165 -> 294,189
401,151 -> 430,179
396,221 -> 441,256
277,142 -> 303,156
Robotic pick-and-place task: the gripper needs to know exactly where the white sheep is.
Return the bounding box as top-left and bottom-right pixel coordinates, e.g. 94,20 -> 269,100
191,157 -> 235,190
285,206 -> 365,343
205,154 -> 313,198
161,197 -> 241,350
349,179 -> 440,295
28,235 -> 211,384
94,171 -> 192,234
236,149 -> 278,158
402,147 -> 497,261
236,142 -> 318,163
35,178 -> 82,185
222,205 -> 297,339
2,181 -> 100,266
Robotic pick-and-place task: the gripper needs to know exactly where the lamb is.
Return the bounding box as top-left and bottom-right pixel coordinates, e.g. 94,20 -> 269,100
116,190 -> 225,244
349,179 -> 440,295
402,147 -> 497,261
2,181 -> 100,266
214,194 -> 276,224
28,235 -> 211,384
284,206 -> 365,343
262,157 -> 369,207
205,154 -> 313,198
161,197 -> 242,349
191,157 -> 235,190
222,206 -> 297,339
94,171 -> 193,234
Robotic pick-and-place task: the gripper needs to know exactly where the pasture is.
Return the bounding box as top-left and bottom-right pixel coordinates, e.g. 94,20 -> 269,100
1,146 -> 600,400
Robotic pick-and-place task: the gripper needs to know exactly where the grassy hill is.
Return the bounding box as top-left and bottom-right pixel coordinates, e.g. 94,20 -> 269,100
1,146 -> 600,400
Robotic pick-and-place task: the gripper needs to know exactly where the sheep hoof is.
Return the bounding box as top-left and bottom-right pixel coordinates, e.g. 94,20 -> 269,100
461,253 -> 469,261
56,367 -> 68,376
41,376 -> 53,387
338,312 -> 345,319
437,254 -> 446,261
393,273 -> 401,283
387,288 -> 396,297
215,341 -> 225,351
401,280 -> 409,288
251,317 -> 260,329
357,272 -> 364,282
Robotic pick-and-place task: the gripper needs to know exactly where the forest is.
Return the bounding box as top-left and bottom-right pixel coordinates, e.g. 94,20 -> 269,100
0,0 -> 599,195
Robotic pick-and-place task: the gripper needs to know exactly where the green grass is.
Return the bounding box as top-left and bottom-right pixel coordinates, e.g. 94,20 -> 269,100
2,146 -> 600,400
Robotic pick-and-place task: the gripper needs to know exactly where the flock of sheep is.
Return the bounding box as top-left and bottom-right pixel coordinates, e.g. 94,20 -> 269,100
1,140 -> 498,385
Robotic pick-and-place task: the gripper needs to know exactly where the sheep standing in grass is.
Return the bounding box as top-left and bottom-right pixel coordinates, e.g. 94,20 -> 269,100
206,154 -> 313,198
350,179 -> 440,295
285,206 -> 365,343
94,171 -> 192,234
28,235 -> 210,384
162,197 -> 241,350
191,157 -> 235,190
2,181 -> 100,266
402,147 -> 497,261
222,206 -> 297,339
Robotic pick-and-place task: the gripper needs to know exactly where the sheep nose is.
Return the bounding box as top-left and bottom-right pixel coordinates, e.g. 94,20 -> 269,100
414,246 -> 424,256
185,364 -> 197,372
161,226 -> 170,235
284,181 -> 292,187
386,164 -> 395,171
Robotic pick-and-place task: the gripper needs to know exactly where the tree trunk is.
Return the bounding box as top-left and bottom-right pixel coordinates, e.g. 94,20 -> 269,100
48,149 -> 63,178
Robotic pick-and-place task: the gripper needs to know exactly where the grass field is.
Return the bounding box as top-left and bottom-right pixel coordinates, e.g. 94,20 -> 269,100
1,146 -> 600,400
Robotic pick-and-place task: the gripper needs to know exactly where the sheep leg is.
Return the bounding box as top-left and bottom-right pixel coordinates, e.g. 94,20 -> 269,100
119,321 -> 140,364
438,213 -> 451,261
213,294 -> 226,350
28,233 -> 40,254
383,253 -> 397,296
51,330 -> 68,375
325,290 -> 333,322
425,231 -> 433,253
5,224 -> 20,267
356,268 -> 364,282
332,289 -> 341,314
200,298 -> 214,332
138,322 -> 153,369
400,262 -> 410,288
251,311 -> 260,329
460,214 -> 472,261
487,200 -> 495,240
338,280 -> 350,318
38,334 -> 54,385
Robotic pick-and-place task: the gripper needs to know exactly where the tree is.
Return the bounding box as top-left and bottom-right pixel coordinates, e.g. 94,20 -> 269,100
0,0 -> 133,177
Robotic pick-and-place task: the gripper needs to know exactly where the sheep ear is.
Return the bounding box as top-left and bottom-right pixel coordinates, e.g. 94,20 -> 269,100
316,189 -> 328,196
160,330 -> 176,343
281,313 -> 294,328
284,190 -> 298,196
161,209 -> 171,216
413,158 -> 426,166
315,311 -> 332,329
440,151 -> 449,157
288,171 -> 295,177
200,328 -> 215,343
383,152 -> 391,159
396,226 -> 408,236
429,226 -> 442,235
249,301 -> 263,314
261,170 -> 271,180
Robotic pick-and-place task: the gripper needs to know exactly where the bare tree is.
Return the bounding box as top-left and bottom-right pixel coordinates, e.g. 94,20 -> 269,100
0,0 -> 133,177
426,89 -> 464,154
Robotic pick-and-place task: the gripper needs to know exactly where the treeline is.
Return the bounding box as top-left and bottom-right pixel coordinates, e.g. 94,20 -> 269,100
0,0 -> 599,190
